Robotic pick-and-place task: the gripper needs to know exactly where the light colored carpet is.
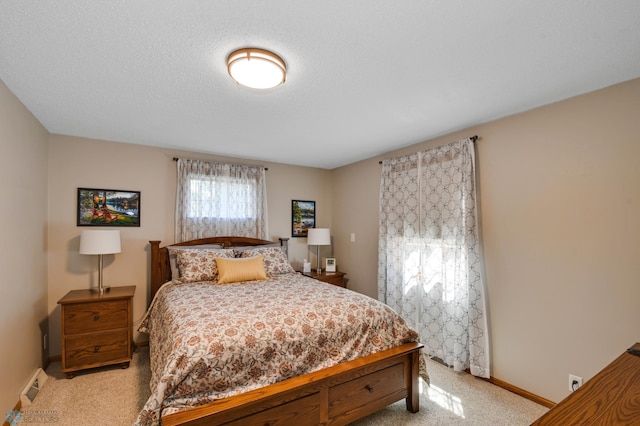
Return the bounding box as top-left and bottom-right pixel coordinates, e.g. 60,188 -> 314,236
24,347 -> 548,425
22,347 -> 151,425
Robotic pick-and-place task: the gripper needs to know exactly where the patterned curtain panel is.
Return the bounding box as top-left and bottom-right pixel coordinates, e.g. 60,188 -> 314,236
377,138 -> 490,378
175,159 -> 268,242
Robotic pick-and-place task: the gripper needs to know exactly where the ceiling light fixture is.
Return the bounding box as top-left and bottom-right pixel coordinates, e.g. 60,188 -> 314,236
227,48 -> 286,89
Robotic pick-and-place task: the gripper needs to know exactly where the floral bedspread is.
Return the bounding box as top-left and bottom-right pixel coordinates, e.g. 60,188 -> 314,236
135,273 -> 426,425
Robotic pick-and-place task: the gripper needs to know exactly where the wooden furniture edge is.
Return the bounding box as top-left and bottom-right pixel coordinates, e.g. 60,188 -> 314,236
531,342 -> 640,424
303,270 -> 347,287
484,342 -> 640,412
162,342 -> 424,426
57,285 -> 136,304
149,236 -> 287,302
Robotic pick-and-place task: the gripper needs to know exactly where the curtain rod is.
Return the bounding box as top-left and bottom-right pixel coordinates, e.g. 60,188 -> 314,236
172,157 -> 268,171
378,135 -> 479,164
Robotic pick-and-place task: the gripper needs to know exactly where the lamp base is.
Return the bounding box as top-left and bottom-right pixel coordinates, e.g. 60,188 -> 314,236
91,286 -> 111,294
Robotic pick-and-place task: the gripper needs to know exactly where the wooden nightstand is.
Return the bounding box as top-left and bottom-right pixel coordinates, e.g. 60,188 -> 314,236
304,270 -> 347,288
58,286 -> 135,378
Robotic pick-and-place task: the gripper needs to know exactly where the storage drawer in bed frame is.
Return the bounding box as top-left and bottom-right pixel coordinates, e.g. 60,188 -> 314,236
162,342 -> 423,426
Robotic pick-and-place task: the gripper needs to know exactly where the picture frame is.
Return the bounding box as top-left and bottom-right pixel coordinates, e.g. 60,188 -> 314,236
326,257 -> 336,272
291,200 -> 315,238
77,188 -> 141,227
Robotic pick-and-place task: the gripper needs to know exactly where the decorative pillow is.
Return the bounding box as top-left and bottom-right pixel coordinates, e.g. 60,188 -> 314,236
167,244 -> 224,280
216,256 -> 268,284
174,248 -> 235,283
232,243 -> 278,254
237,246 -> 295,275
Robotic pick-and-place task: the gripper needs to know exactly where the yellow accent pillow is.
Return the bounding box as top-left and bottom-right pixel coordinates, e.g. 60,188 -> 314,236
216,256 -> 268,284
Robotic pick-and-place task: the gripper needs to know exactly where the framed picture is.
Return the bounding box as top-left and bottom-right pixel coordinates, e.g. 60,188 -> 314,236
77,188 -> 141,227
291,200 -> 315,237
326,258 -> 336,272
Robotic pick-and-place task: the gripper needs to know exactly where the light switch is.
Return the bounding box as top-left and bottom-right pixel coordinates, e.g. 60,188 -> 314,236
350,233 -> 356,243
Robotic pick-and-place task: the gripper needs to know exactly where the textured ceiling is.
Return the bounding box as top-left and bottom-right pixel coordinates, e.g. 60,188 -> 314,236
2,1 -> 640,169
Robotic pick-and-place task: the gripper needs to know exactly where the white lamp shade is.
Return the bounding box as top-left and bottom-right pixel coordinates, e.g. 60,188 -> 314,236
307,228 -> 331,246
79,230 -> 121,255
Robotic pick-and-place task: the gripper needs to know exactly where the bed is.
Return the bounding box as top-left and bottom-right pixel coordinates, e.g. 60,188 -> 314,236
136,237 -> 426,425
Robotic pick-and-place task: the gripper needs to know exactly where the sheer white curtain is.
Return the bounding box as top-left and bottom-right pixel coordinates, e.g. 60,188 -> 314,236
377,138 -> 490,377
175,159 -> 268,242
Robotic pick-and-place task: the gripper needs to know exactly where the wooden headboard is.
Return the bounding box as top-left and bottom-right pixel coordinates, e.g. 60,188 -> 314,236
149,236 -> 289,301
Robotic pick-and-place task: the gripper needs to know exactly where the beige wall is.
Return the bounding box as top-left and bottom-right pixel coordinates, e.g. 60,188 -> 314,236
46,135 -> 332,356
332,77 -> 640,403
5,71 -> 639,410
0,81 -> 49,414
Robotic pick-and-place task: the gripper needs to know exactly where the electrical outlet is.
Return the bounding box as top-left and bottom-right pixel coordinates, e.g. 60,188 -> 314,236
569,374 -> 583,392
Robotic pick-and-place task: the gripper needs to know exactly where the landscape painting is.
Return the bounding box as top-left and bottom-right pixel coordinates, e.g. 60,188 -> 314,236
292,200 -> 315,237
77,188 -> 141,227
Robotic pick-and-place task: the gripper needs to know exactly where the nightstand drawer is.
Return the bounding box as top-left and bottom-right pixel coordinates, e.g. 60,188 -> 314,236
63,299 -> 129,334
64,329 -> 129,369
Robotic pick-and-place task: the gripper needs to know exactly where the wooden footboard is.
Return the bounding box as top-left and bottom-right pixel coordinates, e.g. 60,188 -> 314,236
162,342 -> 424,426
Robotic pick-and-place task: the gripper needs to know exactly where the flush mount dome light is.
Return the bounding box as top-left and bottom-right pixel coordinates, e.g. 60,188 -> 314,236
227,48 -> 286,89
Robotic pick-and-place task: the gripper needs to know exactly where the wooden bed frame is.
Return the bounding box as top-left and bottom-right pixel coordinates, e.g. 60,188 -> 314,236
149,236 -> 289,300
148,237 -> 424,425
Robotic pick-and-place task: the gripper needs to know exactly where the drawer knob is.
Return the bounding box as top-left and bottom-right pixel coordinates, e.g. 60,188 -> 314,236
94,345 -> 100,352
93,314 -> 100,321
365,385 -> 374,393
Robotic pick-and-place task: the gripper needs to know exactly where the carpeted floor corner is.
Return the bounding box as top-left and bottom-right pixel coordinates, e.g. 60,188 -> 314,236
24,347 -> 547,425
23,347 -> 151,425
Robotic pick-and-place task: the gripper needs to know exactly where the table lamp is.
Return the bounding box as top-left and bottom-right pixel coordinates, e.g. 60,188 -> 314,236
79,229 -> 121,293
307,228 -> 331,272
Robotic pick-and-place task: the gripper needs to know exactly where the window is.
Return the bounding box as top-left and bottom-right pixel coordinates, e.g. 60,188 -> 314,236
175,159 -> 268,242
378,138 -> 490,377
187,175 -> 257,219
